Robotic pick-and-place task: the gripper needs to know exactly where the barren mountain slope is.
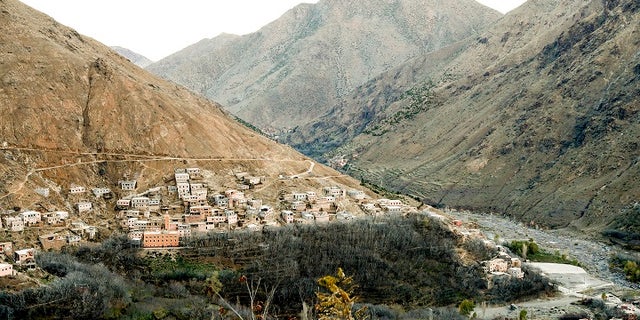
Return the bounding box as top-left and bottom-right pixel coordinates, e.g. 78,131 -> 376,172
0,0 -> 362,213
147,0 -> 501,131
284,0 -> 592,157
309,0 -> 640,232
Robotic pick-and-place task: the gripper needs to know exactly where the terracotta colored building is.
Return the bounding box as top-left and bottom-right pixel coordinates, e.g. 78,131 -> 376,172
142,231 -> 180,248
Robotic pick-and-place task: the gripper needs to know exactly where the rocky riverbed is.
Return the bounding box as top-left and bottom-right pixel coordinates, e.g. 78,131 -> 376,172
446,210 -> 640,319
447,209 -> 640,290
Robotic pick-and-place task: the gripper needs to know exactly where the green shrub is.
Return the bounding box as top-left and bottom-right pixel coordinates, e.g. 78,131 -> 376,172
458,299 -> 475,316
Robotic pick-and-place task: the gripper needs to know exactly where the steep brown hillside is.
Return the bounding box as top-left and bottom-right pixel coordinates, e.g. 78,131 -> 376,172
147,0 -> 501,132
305,0 -> 640,232
0,0 -> 363,213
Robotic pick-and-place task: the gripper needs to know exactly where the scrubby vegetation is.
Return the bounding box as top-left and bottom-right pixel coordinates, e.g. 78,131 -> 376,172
362,81 -> 437,136
0,214 -> 555,319
603,226 -> 640,251
610,253 -> 640,283
574,297 -> 626,320
506,239 -> 581,266
0,252 -> 132,319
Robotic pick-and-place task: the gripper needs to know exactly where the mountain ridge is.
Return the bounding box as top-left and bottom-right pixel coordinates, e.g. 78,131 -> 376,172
147,0 -> 502,131
297,0 -> 640,232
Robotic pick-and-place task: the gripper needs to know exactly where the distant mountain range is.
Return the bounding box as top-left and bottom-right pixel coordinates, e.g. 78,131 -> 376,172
111,46 -> 153,68
150,0 -> 639,234
286,0 -> 640,232
147,0 -> 502,133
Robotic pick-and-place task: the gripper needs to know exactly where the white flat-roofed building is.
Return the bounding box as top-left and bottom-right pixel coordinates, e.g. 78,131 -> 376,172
190,205 -> 213,215
67,234 -> 81,245
4,217 -> 24,232
54,211 -> 69,220
320,196 -> 336,203
190,183 -> 205,191
306,191 -> 317,201
176,182 -> 190,198
130,219 -> 150,231
226,210 -> 238,225
336,212 -> 354,220
131,197 -> 150,210
177,224 -> 191,238
0,263 -> 13,277
42,212 -> 62,225
119,180 -> 137,191
384,206 -> 402,214
77,202 -> 92,213
361,203 -> 376,212
69,185 -> 86,194
291,201 -> 306,212
301,212 -> 315,221
207,215 -> 226,224
20,211 -> 41,225
14,248 -> 36,267
347,190 -> 366,200
116,199 -> 131,209
186,167 -> 200,177
292,192 -> 307,201
281,210 -> 295,224
192,189 -> 208,200
148,199 -> 161,212
323,186 -> 345,198
92,187 -> 111,197
175,173 -> 190,183
508,267 -> 525,279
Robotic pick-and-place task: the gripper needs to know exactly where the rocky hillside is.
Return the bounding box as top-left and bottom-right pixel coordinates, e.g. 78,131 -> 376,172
293,0 -> 640,232
0,0 -> 362,213
111,46 -> 153,68
146,0 -> 501,132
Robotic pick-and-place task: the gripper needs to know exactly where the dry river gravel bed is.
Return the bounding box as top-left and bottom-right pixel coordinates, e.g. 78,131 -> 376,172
447,210 -> 640,290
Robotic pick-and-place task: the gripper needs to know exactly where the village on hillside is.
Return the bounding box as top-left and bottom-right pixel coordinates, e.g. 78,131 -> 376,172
0,165 -> 535,288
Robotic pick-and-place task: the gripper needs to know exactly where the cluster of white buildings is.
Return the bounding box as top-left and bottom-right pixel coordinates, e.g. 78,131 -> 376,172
277,186 -> 416,224
359,198 -> 418,216
484,252 -> 525,280
3,166 -> 383,252
117,169 -> 385,247
2,210 -> 70,232
0,242 -> 36,277
119,168 -> 269,248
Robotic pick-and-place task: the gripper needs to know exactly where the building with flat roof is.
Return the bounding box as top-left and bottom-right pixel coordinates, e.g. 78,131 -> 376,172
0,263 -> 13,277
142,231 -> 180,248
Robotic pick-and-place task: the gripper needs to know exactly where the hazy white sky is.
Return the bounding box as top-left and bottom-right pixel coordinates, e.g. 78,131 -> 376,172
19,0 -> 526,61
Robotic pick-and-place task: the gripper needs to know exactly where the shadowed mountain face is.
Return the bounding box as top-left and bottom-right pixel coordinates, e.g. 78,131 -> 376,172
0,0 -> 359,211
146,0 -> 501,132
288,0 -> 640,231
